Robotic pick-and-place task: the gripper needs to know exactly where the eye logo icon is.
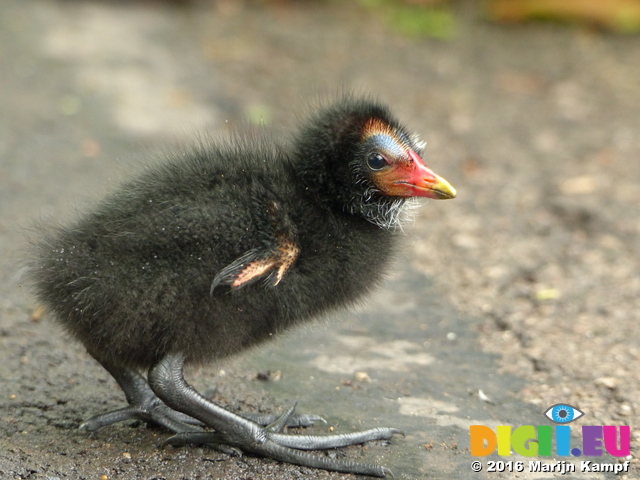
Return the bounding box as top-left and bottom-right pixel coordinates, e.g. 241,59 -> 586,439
544,404 -> 584,424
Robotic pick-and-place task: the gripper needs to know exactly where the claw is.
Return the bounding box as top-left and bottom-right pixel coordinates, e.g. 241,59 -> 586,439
79,405 -> 146,432
162,432 -> 219,448
213,444 -> 243,457
265,404 -> 297,433
296,414 -> 327,426
239,410 -> 326,428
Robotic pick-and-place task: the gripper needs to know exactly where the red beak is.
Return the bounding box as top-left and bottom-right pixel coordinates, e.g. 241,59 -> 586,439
374,149 -> 457,199
397,150 -> 457,199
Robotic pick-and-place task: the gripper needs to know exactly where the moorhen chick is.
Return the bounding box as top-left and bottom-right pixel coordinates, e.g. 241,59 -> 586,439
29,97 -> 456,477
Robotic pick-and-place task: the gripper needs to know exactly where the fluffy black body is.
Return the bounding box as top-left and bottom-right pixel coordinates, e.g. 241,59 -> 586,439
32,100 -> 404,369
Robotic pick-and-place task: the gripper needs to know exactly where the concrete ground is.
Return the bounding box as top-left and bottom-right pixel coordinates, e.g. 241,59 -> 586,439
1,1 -> 639,479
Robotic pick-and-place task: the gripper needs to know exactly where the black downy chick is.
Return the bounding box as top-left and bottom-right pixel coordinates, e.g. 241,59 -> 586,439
29,97 -> 456,477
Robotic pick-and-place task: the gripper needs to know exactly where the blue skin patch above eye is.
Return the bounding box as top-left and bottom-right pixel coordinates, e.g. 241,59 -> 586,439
366,134 -> 408,160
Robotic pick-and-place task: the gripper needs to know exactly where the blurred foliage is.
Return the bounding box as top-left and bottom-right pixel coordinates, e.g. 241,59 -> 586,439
486,0 -> 640,33
221,0 -> 640,35
357,0 -> 457,40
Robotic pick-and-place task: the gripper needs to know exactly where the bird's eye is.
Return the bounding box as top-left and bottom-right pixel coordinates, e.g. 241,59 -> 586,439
367,153 -> 387,171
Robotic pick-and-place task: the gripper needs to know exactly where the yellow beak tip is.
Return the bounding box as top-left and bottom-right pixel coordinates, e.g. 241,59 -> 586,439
432,176 -> 457,200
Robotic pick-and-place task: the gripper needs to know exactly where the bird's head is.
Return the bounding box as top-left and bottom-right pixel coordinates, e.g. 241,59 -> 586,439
294,98 -> 456,229
358,117 -> 456,201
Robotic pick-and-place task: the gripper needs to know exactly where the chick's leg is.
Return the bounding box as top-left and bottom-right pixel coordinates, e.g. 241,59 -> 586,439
148,353 -> 399,478
78,358 -> 321,433
79,360 -> 201,433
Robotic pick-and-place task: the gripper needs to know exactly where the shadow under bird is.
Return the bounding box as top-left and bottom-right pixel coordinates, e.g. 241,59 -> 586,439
29,97 -> 456,477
